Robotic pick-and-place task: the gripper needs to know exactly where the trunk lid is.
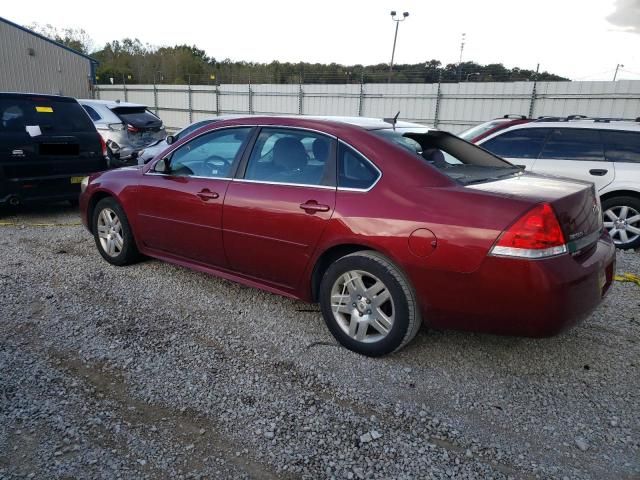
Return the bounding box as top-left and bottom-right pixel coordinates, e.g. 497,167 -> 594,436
110,106 -> 165,148
468,173 -> 603,254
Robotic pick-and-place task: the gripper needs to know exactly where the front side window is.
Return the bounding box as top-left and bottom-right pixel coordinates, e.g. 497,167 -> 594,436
481,128 -> 550,159
540,128 -> 605,161
158,127 -> 251,178
244,128 -> 334,186
338,143 -> 380,190
602,130 -> 640,163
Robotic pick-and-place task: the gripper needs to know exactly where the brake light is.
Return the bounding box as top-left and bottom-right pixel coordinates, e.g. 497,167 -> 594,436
99,135 -> 107,157
127,124 -> 139,133
490,203 -> 567,258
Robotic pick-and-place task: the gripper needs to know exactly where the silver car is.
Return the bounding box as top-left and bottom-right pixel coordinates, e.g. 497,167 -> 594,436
79,99 -> 166,167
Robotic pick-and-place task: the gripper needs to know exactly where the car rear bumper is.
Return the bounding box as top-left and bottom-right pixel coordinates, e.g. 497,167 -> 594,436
417,232 -> 616,337
0,176 -> 85,205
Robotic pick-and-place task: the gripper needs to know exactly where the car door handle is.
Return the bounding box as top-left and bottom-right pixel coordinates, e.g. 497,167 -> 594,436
299,201 -> 330,213
196,189 -> 219,201
589,169 -> 608,176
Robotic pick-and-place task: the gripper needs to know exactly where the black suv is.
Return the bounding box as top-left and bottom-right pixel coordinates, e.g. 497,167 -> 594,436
0,93 -> 108,206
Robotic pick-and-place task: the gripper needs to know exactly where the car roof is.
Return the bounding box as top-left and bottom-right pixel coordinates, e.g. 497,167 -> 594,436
495,119 -> 640,132
208,115 -> 432,132
0,92 -> 78,102
78,99 -> 148,109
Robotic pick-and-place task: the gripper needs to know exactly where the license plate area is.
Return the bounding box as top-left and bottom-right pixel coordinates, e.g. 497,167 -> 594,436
70,176 -> 86,184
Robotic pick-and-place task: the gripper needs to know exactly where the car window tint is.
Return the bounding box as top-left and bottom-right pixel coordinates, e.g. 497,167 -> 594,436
82,105 -> 101,121
540,129 -> 605,161
481,128 -> 550,159
602,130 -> 640,163
161,127 -> 251,178
338,143 -> 380,190
244,128 -> 333,186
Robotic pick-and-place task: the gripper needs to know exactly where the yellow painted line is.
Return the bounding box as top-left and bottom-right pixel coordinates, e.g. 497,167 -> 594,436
0,221 -> 81,227
614,272 -> 640,287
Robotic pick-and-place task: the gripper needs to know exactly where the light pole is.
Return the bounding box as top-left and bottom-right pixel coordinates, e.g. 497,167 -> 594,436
388,11 -> 409,83
457,32 -> 466,82
613,64 -> 624,81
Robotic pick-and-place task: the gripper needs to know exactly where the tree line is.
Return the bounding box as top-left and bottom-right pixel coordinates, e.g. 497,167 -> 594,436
29,23 -> 569,85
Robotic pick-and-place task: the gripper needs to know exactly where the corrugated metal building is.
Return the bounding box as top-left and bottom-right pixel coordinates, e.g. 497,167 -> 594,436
0,17 -> 97,98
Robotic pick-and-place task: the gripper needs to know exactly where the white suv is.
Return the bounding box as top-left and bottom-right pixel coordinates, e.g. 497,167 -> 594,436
477,117 -> 640,249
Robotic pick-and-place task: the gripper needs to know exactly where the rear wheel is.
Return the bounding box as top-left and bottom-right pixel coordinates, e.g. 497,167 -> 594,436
319,251 -> 421,357
602,196 -> 640,250
92,197 -> 141,265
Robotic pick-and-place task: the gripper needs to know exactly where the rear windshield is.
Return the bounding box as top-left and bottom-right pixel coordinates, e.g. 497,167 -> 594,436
372,129 -> 521,185
0,97 -> 95,134
111,107 -> 162,129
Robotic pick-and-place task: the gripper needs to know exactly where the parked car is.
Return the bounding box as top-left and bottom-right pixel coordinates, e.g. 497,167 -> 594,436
137,118 -> 218,165
477,116 -> 640,249
78,99 -> 166,168
459,115 -> 532,143
79,116 -> 615,356
0,92 -> 107,207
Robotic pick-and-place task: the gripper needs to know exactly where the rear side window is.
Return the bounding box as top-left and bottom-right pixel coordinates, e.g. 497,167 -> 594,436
602,130 -> 640,163
338,143 -> 380,190
82,105 -> 101,121
540,129 -> 604,161
481,128 -> 550,159
111,107 -> 162,129
0,97 -> 95,134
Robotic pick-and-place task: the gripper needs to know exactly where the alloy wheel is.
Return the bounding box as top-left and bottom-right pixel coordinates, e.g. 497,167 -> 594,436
330,270 -> 395,343
97,208 -> 124,257
603,205 -> 640,246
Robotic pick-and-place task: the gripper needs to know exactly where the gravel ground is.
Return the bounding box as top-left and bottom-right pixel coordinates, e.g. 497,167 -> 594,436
0,203 -> 638,480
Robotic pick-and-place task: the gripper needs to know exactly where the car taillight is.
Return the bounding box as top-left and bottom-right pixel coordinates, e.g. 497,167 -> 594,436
127,124 -> 139,133
99,136 -> 107,157
490,203 -> 567,259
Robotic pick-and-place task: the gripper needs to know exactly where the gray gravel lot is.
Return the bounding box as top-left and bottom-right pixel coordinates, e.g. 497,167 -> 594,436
0,204 -> 638,480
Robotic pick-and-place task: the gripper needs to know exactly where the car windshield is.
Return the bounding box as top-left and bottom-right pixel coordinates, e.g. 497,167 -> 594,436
458,120 -> 506,141
372,129 -> 521,185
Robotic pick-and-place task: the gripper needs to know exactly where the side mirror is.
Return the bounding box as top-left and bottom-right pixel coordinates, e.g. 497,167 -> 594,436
156,157 -> 171,173
166,134 -> 176,145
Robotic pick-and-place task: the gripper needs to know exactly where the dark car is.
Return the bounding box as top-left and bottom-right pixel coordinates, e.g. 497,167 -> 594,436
459,115 -> 532,143
0,93 -> 108,206
79,116 -> 615,357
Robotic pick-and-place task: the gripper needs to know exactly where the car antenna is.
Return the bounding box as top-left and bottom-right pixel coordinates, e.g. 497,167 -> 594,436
383,111 -> 400,130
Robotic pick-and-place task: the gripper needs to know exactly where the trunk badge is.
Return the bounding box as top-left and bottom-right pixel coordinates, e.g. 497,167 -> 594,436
11,149 -> 25,156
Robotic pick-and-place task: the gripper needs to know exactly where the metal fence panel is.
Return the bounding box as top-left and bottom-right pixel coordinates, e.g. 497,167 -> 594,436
96,80 -> 640,133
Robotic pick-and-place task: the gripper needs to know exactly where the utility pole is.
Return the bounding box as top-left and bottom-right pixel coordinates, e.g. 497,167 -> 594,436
457,33 -> 466,83
388,11 -> 409,83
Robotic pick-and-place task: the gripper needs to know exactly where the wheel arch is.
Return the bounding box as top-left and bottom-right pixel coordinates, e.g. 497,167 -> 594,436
600,189 -> 640,203
86,190 -> 115,234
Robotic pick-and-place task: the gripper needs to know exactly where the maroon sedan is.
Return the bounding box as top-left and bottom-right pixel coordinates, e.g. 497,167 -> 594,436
459,115 -> 532,143
79,116 -> 615,356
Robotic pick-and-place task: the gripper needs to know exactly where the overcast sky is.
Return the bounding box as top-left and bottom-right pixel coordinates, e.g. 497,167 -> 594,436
3,0 -> 639,80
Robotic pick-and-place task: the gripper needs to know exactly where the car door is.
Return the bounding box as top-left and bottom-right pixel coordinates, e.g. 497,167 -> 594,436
478,127 -> 550,170
531,128 -> 614,192
136,127 -> 253,267
223,127 -> 337,289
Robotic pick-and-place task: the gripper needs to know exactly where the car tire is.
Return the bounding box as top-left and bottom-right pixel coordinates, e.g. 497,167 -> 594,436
319,250 -> 421,357
602,195 -> 640,250
92,197 -> 141,266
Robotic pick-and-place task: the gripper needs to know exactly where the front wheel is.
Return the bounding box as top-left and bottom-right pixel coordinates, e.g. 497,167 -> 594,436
319,251 -> 421,357
602,196 -> 640,250
92,197 -> 141,266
